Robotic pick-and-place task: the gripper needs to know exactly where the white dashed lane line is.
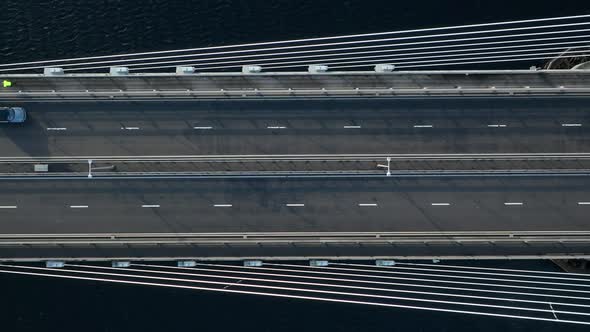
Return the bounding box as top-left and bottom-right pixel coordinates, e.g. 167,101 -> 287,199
487,124 -> 507,128
343,125 -> 362,129
561,123 -> 582,127
267,126 -> 287,129
6,201 -> 588,210
46,127 -> 67,131
213,204 -> 233,208
413,125 -> 433,128
193,126 -> 213,130
121,126 -> 140,130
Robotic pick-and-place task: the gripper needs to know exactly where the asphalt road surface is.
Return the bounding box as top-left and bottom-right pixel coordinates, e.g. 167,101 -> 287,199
0,97 -> 589,157
0,176 -> 588,235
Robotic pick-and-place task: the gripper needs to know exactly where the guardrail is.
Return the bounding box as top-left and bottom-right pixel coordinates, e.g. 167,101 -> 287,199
2,87 -> 590,100
1,231 -> 588,261
2,153 -> 590,162
1,69 -> 589,77
0,230 -> 588,245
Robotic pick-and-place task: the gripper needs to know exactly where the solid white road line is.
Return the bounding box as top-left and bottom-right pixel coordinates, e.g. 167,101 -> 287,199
561,123 -> 582,127
213,204 -> 233,207
193,126 -> 213,130
0,206 -> 17,209
504,202 -> 524,206
142,205 -> 160,208
286,203 -> 305,207
431,203 -> 451,206
413,125 -> 433,128
46,127 -> 67,131
358,203 -> 378,207
69,205 -> 88,208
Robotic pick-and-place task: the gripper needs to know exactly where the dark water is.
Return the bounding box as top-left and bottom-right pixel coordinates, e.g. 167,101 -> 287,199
1,1 -> 590,331
0,0 -> 588,62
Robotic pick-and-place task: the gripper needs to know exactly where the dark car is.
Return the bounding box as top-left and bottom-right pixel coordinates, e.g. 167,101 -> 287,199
0,107 -> 27,123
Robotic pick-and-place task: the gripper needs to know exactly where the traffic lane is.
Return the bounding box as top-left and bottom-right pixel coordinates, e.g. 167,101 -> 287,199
0,176 -> 588,234
1,98 -> 590,156
3,127 -> 590,157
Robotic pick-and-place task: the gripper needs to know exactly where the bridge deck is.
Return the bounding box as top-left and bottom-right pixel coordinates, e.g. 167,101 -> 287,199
0,93 -> 589,260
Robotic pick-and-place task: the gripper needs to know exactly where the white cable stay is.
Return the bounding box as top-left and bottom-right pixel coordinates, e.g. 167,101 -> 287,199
1,14 -> 589,68
161,262 -> 590,302
0,268 -> 586,326
129,46 -> 589,72
5,28 -> 589,73
62,41 -> 590,74
154,49 -> 589,73
41,33 -> 590,71
1,27 -> 586,73
392,54 -> 590,69
269,53 -> 590,71
120,29 -> 590,71
263,263 -> 590,292
268,263 -> 590,288
58,24 -> 590,72
331,262 -> 590,282
197,263 -> 590,297
125,263 -> 590,308
392,261 -> 590,277
6,21 -> 590,72
7,264 -> 590,318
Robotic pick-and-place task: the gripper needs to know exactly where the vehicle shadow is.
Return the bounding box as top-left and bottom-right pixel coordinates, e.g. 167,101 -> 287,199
0,111 -> 51,157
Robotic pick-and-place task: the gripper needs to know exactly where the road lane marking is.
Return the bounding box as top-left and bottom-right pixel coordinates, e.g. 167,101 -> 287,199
413,125 -> 433,128
69,205 -> 88,208
0,206 -> 17,209
213,204 -> 233,207
46,127 -> 67,131
578,202 -> 590,205
121,126 -> 140,130
487,124 -> 507,128
343,125 -> 361,129
267,126 -> 287,129
193,126 -> 213,130
286,203 -> 305,207
431,203 -> 451,206
504,202 -> 524,206
358,203 -> 378,207
561,123 -> 582,127
142,205 -> 160,208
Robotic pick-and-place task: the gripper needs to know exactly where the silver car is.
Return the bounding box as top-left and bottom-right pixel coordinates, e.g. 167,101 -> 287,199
0,107 -> 27,123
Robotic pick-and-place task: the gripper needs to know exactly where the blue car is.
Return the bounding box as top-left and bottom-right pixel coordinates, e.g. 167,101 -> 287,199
0,107 -> 27,123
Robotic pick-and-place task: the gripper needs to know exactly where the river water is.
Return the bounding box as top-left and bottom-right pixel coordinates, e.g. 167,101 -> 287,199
0,1 -> 589,331
0,0 -> 586,64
